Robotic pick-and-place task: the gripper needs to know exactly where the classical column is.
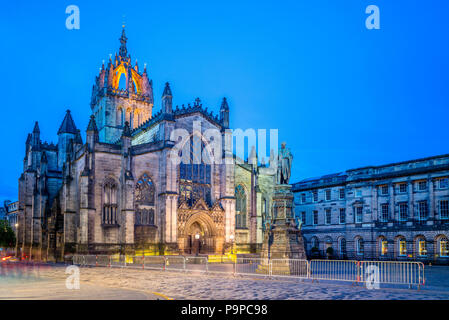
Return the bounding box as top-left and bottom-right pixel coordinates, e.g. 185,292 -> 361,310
389,183 -> 395,221
408,181 -> 414,220
429,177 -> 435,220
372,184 -> 378,221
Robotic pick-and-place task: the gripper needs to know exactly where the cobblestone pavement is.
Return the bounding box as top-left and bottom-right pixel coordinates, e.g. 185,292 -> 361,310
1,263 -> 448,300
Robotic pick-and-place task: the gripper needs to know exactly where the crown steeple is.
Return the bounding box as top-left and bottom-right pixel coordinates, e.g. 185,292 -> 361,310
90,28 -> 154,143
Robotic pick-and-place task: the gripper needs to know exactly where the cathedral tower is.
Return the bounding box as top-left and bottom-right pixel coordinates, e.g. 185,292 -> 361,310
90,27 -> 154,143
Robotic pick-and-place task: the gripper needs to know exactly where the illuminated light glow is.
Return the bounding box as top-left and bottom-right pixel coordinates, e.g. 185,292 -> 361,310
381,240 -> 388,255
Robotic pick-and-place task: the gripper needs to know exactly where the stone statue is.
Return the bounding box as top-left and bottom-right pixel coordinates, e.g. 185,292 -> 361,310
277,142 -> 293,185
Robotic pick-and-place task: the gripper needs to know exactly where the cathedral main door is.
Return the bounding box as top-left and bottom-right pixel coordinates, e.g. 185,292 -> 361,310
178,206 -> 224,255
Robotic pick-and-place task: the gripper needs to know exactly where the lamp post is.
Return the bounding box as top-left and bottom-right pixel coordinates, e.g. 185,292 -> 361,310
194,233 -> 200,255
14,223 -> 19,257
229,234 -> 235,255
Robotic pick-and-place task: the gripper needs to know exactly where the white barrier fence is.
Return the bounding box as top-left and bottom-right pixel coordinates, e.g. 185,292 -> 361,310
72,255 -> 425,289
308,260 -> 425,287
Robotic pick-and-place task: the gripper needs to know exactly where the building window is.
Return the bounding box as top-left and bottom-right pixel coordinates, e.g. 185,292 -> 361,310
355,189 -> 362,197
235,185 -> 247,229
339,208 -> 346,224
440,238 -> 449,257
325,189 -> 331,201
301,193 -> 306,203
418,239 -> 427,257
117,108 -> 124,126
325,209 -> 331,225
179,136 -> 212,206
103,179 -> 118,225
355,207 -> 363,223
418,181 -> 427,191
439,178 -> 449,189
313,210 -> 318,225
339,188 -> 345,200
339,238 -> 347,256
135,208 -> 154,225
399,183 -> 407,193
356,238 -> 364,255
440,200 -> 449,220
380,239 -> 388,256
399,203 -> 408,221
301,211 -> 306,225
380,204 -> 389,222
418,201 -> 428,221
380,185 -> 389,195
135,173 -> 156,226
312,190 -> 318,202
398,239 -> 407,256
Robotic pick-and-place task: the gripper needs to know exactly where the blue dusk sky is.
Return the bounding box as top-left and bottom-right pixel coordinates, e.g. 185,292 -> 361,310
0,0 -> 448,203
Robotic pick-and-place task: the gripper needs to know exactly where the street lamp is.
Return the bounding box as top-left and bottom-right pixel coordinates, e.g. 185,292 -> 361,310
229,234 -> 235,255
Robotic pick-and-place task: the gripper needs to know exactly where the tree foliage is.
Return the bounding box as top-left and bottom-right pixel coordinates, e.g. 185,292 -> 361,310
0,219 -> 16,248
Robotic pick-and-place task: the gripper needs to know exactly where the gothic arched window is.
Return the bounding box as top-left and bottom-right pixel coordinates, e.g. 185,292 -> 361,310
103,179 -> 118,225
235,185 -> 247,229
262,196 -> 269,231
135,173 -> 156,226
179,135 -> 212,206
117,108 -> 124,126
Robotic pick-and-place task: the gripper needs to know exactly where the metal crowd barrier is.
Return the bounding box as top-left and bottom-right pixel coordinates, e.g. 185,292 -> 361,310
309,260 -> 425,288
270,259 -> 309,279
72,255 -> 425,289
235,257 -> 270,277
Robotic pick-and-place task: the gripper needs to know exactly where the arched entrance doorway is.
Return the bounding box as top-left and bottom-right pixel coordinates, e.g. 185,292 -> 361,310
178,209 -> 225,255
184,215 -> 217,254
186,221 -> 207,254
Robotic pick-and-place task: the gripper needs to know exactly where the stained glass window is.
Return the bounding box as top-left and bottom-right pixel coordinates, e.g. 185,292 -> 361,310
179,136 -> 212,206
103,179 -> 118,225
135,174 -> 156,226
235,185 -> 247,228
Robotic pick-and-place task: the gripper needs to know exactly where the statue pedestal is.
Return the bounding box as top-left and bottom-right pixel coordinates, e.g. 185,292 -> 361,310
257,185 -> 307,275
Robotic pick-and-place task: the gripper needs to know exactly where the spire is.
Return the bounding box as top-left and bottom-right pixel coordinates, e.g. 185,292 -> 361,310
33,121 -> 40,134
162,82 -> 173,114
119,26 -> 128,58
220,97 -> 230,128
122,121 -> 132,137
249,145 -> 257,166
220,97 -> 229,111
162,82 -> 172,97
86,115 -> 98,132
58,110 -> 78,135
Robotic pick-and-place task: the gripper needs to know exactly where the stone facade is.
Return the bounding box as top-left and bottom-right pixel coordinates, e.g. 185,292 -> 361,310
15,28 -> 277,261
293,154 -> 449,264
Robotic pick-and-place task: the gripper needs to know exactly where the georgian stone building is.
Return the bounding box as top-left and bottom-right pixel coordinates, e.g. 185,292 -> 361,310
3,200 -> 19,235
16,28 -> 278,261
293,154 -> 449,264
